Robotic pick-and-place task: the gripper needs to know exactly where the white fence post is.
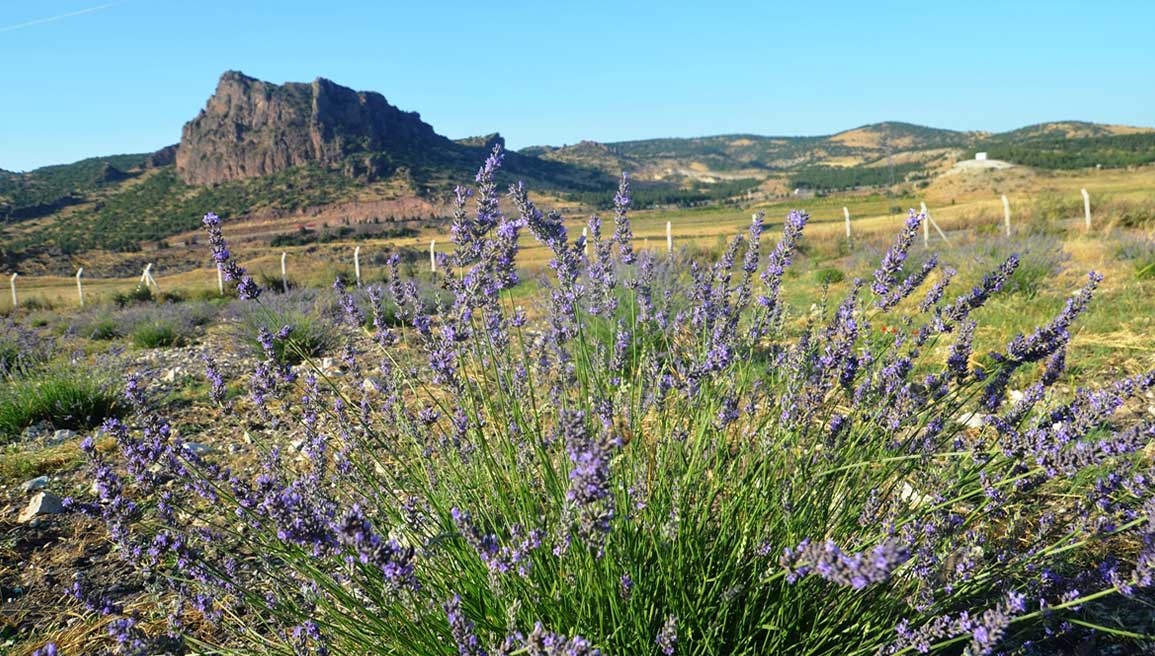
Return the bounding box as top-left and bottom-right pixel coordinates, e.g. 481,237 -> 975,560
216,265 -> 224,296
920,202 -> 950,245
280,252 -> 288,292
354,246 -> 362,286
1081,188 -> 1091,230
9,273 -> 16,309
430,239 -> 437,272
666,221 -> 673,254
920,202 -> 930,247
582,227 -> 589,257
76,267 -> 84,307
140,263 -> 159,292
843,207 -> 851,239
1001,194 -> 1011,237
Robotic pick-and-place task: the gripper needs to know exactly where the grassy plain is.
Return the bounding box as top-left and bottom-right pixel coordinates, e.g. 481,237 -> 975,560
4,165 -> 1154,378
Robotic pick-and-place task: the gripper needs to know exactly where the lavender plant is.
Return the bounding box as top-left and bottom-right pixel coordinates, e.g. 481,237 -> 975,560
75,148 -> 1155,655
0,318 -> 52,379
226,289 -> 339,365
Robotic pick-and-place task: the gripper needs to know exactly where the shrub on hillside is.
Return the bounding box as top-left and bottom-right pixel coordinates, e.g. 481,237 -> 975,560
113,285 -> 154,307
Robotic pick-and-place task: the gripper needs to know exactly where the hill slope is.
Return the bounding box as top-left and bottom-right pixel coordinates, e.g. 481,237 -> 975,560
2,70 -> 1153,273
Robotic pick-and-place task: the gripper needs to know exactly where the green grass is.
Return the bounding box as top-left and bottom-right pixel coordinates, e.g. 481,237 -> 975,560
0,367 -> 124,440
0,442 -> 86,485
85,316 -> 123,340
811,267 -> 846,285
131,320 -> 183,348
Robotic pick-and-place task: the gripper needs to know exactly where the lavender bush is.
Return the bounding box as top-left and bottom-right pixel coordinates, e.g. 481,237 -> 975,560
73,148 -> 1155,655
0,318 -> 52,379
951,232 -> 1071,299
226,289 -> 339,365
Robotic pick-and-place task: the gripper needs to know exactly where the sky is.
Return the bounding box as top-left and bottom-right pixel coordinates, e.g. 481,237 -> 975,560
1,0 -> 1153,171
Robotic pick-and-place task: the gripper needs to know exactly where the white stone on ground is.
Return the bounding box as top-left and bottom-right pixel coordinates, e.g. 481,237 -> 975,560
20,475 -> 50,494
18,491 -> 65,523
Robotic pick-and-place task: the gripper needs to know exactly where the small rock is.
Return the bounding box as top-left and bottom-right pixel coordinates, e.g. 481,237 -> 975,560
18,491 -> 65,523
20,476 -> 50,494
46,429 -> 77,446
162,367 -> 183,383
21,423 -> 50,441
361,377 -> 382,394
181,442 -> 215,456
899,481 -> 932,507
320,357 -> 335,370
962,413 -> 985,430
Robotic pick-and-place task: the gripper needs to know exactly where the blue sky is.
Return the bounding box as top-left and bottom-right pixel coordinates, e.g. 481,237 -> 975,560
1,0 -> 1152,171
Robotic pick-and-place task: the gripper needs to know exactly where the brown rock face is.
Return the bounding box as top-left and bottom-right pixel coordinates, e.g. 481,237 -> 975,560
175,71 -> 447,185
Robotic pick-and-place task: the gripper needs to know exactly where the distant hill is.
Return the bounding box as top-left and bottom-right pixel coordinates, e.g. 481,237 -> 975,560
523,122 -> 978,181
995,121 -> 1153,141
526,121 -> 1155,182
1,70 -> 1152,272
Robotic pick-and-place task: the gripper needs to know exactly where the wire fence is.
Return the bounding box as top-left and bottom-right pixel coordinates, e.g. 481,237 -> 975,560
1,188 -> 1106,313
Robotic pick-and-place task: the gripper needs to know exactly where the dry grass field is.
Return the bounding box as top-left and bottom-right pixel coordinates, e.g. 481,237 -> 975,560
6,166 -> 1153,379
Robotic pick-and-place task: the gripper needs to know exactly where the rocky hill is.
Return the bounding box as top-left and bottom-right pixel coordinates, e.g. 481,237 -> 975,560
175,71 -> 451,184
0,72 -> 612,270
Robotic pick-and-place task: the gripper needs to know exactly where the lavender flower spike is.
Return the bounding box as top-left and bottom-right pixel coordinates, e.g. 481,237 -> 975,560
445,594 -> 487,656
612,172 -> 635,264
202,212 -> 260,300
780,538 -> 910,589
656,614 -> 678,655
871,210 -> 922,301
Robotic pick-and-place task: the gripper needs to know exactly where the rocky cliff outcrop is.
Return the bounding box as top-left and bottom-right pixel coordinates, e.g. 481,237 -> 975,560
144,144 -> 178,168
175,71 -> 449,185
454,133 -> 506,152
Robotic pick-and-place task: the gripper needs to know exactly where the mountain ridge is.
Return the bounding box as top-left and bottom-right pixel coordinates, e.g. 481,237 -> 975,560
3,70 -> 1155,272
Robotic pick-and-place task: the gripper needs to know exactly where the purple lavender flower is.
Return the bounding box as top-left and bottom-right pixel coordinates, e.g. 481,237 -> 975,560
753,210 -> 808,336
620,574 -> 634,599
202,352 -> 226,405
942,255 -> 1019,325
202,212 -> 260,300
563,411 -> 616,550
878,254 -> 938,311
656,614 -> 678,655
334,275 -> 365,326
517,623 -> 602,656
945,320 -> 976,383
445,594 -> 487,656
780,538 -> 910,589
871,210 -> 923,301
918,266 -> 956,312
612,172 -> 635,264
